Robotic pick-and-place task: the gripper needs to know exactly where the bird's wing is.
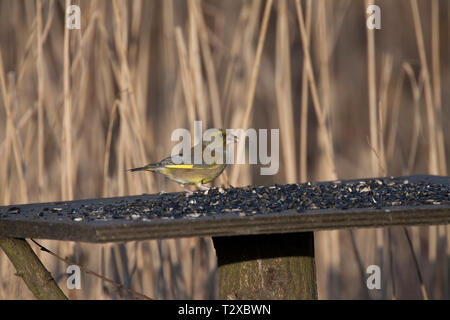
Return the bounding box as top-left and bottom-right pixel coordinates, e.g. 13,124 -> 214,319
153,139 -> 227,169
161,153 -> 220,169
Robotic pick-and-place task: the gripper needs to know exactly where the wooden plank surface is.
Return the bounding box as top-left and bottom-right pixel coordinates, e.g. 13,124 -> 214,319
0,175 -> 449,243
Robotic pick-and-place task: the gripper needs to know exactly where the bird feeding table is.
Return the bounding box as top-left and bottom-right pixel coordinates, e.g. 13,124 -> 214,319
1,175 -> 450,299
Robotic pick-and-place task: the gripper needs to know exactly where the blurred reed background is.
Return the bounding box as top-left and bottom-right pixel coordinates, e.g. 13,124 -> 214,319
0,0 -> 449,299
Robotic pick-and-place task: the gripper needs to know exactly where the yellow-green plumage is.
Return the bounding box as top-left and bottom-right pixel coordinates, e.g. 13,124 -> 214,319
129,129 -> 235,187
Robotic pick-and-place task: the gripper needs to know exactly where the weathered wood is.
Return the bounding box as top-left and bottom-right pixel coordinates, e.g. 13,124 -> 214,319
213,232 -> 317,299
0,238 -> 67,300
0,205 -> 449,243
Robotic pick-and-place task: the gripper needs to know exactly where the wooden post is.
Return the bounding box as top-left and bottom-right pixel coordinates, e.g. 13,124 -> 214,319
213,232 -> 317,299
0,238 -> 68,300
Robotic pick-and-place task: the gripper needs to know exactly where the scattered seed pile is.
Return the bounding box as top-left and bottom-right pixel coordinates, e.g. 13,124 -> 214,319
1,176 -> 449,224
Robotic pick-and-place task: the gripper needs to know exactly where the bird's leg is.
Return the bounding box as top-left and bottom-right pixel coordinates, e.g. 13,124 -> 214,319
183,186 -> 194,195
196,183 -> 210,191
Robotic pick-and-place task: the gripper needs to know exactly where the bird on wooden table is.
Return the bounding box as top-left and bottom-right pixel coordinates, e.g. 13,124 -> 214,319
129,129 -> 238,191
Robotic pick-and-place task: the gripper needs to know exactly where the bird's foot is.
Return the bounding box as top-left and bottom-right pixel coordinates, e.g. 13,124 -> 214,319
183,186 -> 194,196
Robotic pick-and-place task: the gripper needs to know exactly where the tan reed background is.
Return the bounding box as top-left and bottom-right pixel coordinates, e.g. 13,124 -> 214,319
0,0 -> 449,299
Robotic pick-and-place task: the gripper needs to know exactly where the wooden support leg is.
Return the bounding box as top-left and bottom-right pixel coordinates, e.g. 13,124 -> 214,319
0,238 -> 67,300
213,232 -> 317,300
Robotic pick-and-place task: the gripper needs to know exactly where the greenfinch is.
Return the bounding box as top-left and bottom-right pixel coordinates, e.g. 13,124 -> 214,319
130,129 -> 237,189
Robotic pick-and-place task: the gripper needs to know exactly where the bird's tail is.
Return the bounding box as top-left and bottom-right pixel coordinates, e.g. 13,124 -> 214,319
129,165 -> 155,172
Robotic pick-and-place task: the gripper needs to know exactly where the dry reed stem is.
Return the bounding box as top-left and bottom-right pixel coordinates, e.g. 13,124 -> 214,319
103,101 -> 120,196
386,69 -> 405,163
410,0 -> 438,176
221,2 -> 249,120
403,63 -> 424,174
36,0 -> 45,197
295,0 -> 336,180
275,0 -> 297,183
62,0 -> 74,201
431,0 -> 447,176
365,0 -> 378,177
17,0 -> 55,91
377,54 -> 393,176
327,0 -> 350,62
403,227 -> 429,300
0,50 -> 28,203
0,97 -> 35,192
299,0 -> 312,183
188,0 -> 208,127
388,228 -> 397,299
349,230 -> 370,299
229,0 -> 273,186
74,9 -> 93,176
176,27 -> 197,133
162,0 -> 176,70
193,1 -> 223,128
295,0 -> 323,126
317,0 -> 331,120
